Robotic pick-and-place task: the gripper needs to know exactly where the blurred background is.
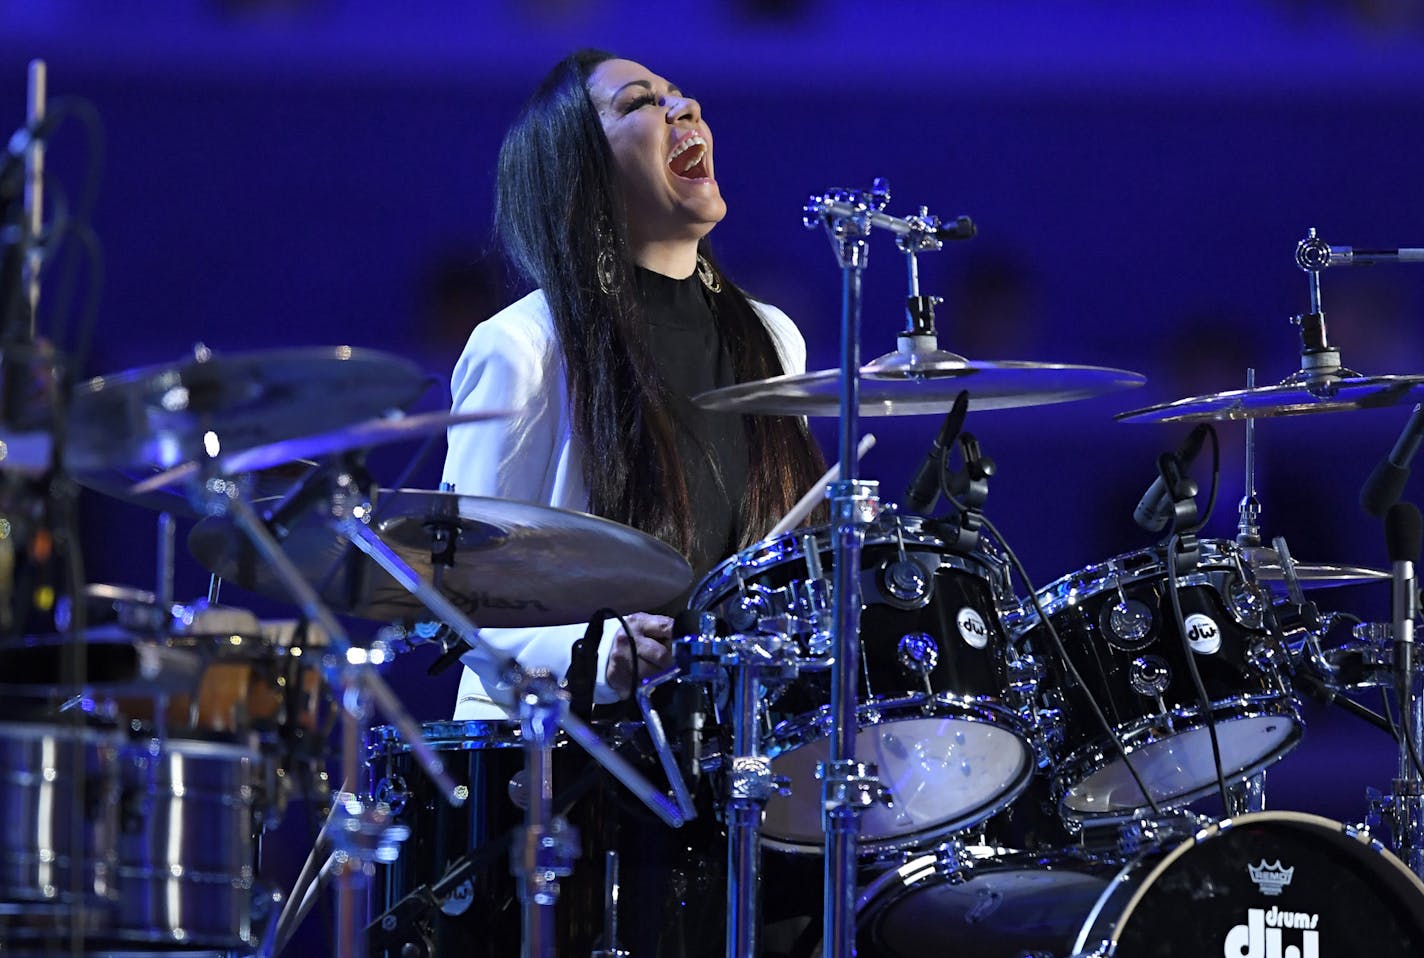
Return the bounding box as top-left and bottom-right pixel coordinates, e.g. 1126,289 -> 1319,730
4,0 -> 1424,948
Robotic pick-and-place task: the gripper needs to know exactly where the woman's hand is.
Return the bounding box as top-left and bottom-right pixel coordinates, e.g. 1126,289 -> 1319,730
605,612 -> 674,699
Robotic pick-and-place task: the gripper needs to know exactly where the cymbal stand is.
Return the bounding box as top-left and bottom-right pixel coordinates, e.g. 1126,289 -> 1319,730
1236,369 -> 1262,548
804,181 -> 880,958
1290,228 -> 1424,385
324,478 -> 689,958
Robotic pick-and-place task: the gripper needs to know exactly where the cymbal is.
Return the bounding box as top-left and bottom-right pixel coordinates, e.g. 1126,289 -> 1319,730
695,349 -> 1147,416
123,408 -> 510,497
1116,373 -> 1424,423
188,489 -> 693,628
66,346 -> 429,473
1243,545 -> 1388,594
73,458 -> 319,518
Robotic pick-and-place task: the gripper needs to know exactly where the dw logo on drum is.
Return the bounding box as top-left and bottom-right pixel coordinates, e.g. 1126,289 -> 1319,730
1223,906 -> 1319,958
1184,612 -> 1223,655
956,607 -> 989,649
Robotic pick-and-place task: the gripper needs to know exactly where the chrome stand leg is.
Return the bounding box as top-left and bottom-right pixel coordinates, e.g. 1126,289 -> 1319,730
1225,771 -> 1266,816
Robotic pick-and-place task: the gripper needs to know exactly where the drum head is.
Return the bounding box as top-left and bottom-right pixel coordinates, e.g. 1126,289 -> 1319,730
761,708 -> 1033,854
858,813 -> 1424,957
1062,709 -> 1301,816
859,849 -> 1117,958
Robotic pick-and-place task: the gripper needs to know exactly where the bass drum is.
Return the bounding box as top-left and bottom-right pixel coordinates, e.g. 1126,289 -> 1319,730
855,811 -> 1424,957
689,512 -> 1035,858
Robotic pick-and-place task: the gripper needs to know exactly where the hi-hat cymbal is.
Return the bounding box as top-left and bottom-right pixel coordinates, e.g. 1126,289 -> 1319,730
66,346 -> 429,473
188,489 -> 693,628
1116,373 -> 1424,424
696,349 -> 1147,416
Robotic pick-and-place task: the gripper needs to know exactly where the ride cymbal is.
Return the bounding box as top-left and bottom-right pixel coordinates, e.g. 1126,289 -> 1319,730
696,349 -> 1146,416
1116,373 -> 1424,424
188,489 -> 693,628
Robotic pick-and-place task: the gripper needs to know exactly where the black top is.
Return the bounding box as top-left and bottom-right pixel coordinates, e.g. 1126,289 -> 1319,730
636,266 -> 749,591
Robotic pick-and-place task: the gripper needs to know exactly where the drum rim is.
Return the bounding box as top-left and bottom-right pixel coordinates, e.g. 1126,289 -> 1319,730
1007,538 -> 1254,636
364,718 -> 530,755
1053,693 -> 1303,819
1073,810 -> 1424,954
688,512 -> 1011,612
759,693 -> 1037,857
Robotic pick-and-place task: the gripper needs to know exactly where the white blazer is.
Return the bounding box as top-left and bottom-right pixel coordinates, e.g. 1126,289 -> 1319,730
443,289 -> 808,718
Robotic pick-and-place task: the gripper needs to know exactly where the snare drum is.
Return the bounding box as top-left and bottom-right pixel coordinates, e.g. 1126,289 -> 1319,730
1014,540 -> 1302,820
689,513 -> 1036,857
856,812 -> 1424,957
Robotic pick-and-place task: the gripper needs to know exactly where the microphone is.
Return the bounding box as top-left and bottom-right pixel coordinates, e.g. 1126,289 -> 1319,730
1133,424 -> 1210,532
934,216 -> 977,242
1386,502 -> 1422,719
566,609 -> 610,720
1361,403 -> 1424,518
903,389 -> 969,514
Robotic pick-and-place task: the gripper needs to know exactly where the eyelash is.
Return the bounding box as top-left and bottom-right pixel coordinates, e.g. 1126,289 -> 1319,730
623,93 -> 658,113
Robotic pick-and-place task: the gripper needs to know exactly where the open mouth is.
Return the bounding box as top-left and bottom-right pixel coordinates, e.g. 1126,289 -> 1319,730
668,133 -> 710,180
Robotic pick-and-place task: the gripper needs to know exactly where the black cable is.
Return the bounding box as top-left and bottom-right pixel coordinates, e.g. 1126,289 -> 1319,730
942,483 -> 1162,816
1165,536 -> 1232,812
1380,686 -> 1424,783
1182,424 -> 1220,535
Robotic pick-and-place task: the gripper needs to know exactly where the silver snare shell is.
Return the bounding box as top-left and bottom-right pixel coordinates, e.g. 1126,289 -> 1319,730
689,512 -> 1036,858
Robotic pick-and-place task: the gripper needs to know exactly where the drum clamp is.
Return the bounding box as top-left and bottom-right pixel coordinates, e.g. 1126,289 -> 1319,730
512,816 -> 580,906
729,756 -> 787,801
817,759 -> 890,812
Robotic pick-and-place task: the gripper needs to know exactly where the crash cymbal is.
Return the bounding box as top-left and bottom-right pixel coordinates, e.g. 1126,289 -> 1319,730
65,346 -> 429,473
1242,544 -> 1388,593
696,348 -> 1146,416
1116,373 -> 1424,423
73,458 -> 319,518
188,489 -> 693,628
123,408 -> 510,497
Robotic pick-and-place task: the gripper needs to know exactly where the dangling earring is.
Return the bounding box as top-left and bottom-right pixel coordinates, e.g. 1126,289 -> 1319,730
596,220 -> 619,295
697,254 -> 722,293
597,246 -> 618,295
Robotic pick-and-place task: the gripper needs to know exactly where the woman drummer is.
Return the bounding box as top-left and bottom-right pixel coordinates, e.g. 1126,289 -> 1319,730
443,49 -> 825,719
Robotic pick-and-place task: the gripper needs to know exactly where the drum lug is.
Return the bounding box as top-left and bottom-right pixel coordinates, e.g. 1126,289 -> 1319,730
730,755 -> 788,801
372,773 -> 411,817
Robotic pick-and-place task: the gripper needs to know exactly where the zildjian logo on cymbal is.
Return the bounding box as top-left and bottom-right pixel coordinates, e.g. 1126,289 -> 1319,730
450,591 -> 551,614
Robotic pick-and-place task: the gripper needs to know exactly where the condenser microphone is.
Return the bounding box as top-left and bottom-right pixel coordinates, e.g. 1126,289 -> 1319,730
1361,404 -> 1424,518
1133,424 -> 1210,532
903,389 -> 969,514
1386,502 -> 1422,716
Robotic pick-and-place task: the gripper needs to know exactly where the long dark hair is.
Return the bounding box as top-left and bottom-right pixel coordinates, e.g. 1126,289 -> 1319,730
495,49 -> 825,556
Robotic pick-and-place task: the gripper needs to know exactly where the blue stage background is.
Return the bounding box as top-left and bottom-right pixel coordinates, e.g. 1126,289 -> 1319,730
4,2 -> 1424,948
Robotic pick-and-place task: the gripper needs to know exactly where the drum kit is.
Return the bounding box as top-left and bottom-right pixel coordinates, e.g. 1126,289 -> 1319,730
7,58 -> 1424,958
